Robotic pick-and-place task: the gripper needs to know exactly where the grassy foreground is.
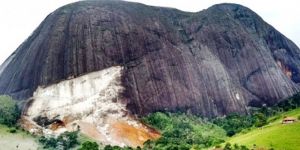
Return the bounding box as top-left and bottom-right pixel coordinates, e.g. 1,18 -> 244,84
0,124 -> 39,150
227,108 -> 300,150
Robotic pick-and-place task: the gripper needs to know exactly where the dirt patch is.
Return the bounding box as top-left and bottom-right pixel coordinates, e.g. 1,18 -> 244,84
19,116 -> 42,135
77,121 -> 105,141
110,121 -> 160,147
49,120 -> 65,130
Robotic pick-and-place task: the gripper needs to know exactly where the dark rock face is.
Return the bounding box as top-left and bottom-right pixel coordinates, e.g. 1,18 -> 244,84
1,1 -> 300,117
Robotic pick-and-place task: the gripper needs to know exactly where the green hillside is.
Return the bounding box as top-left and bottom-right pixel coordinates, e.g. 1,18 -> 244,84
227,108 -> 300,150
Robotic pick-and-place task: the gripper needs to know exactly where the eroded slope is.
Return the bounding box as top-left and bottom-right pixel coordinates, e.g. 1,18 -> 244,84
22,66 -> 160,147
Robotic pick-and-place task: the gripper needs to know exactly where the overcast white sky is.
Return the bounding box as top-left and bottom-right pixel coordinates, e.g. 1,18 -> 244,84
0,0 -> 299,64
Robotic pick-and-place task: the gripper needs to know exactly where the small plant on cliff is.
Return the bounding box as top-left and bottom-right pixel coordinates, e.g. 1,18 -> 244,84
0,95 -> 20,126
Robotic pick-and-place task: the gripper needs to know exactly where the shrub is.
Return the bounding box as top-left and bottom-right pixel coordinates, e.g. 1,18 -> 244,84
58,131 -> 79,148
38,131 -> 79,149
224,143 -> 232,150
104,145 -> 133,150
78,141 -> 99,150
223,143 -> 249,150
0,95 -> 20,126
8,128 -> 17,133
253,112 -> 267,127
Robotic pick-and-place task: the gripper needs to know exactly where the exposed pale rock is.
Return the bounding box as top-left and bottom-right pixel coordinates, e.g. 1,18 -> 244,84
23,66 -> 160,147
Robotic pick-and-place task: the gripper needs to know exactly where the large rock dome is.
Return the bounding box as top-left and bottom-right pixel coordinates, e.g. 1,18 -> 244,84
1,0 -> 300,117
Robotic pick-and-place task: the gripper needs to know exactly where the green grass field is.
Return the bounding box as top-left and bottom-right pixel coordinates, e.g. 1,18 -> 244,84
0,124 -> 39,150
228,108 -> 300,150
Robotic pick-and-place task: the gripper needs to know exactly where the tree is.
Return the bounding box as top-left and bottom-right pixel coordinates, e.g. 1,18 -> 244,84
0,95 -> 20,126
253,112 -> 267,127
38,131 -> 79,150
212,113 -> 255,136
78,141 -> 99,150
58,131 -> 79,149
240,145 -> 249,150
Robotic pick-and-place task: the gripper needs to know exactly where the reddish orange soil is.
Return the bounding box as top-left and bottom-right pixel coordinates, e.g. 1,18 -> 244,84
111,121 -> 161,147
